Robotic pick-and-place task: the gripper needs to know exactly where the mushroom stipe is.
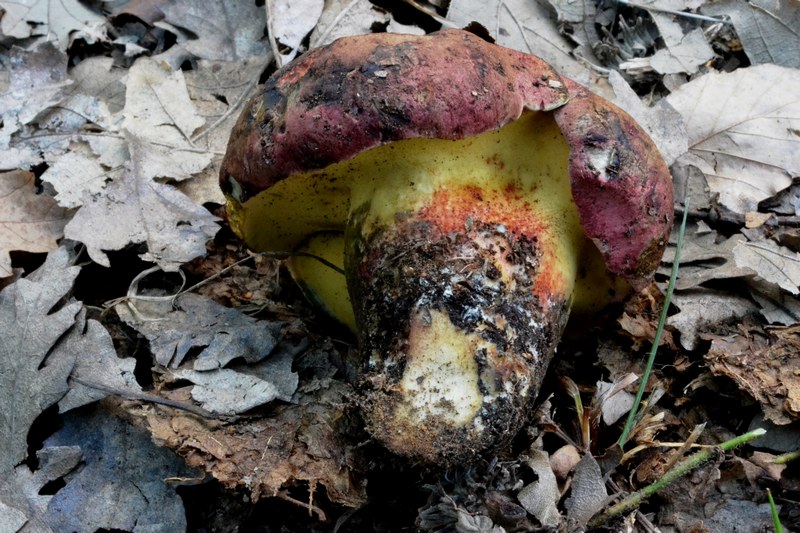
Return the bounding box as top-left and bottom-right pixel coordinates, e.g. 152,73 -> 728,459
220,28 -> 673,465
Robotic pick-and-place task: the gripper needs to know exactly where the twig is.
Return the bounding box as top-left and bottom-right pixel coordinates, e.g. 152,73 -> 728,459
616,0 -> 732,24
73,377 -> 222,419
590,428 -> 767,528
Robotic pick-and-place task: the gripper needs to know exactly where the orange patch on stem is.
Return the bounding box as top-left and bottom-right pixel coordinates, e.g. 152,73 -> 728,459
417,187 -> 570,304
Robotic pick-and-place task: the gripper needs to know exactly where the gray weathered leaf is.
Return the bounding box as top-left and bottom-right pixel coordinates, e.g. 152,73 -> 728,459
269,0 -> 324,63
564,453 -> 606,526
668,289 -> 755,350
518,449 -> 561,527
0,248 -> 80,474
0,0 -> 106,50
0,446 -> 82,533
42,406 -> 193,533
446,0 -> 599,86
116,292 -> 282,368
159,0 -> 269,61
58,310 -> 142,413
650,28 -> 714,75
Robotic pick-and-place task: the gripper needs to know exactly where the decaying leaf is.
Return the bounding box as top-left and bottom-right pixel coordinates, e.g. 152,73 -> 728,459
40,148 -> 111,209
58,309 -> 142,413
64,134 -> 219,270
517,449 -> 561,528
564,453 -> 607,526
706,325 -> 800,425
0,42 -> 70,159
667,65 -> 800,213
268,0 -> 324,63
171,351 -> 297,415
309,0 -> 423,50
41,405 -> 195,533
0,171 -> 67,277
136,343 -> 367,507
121,58 -> 213,179
446,0 -> 600,87
0,445 -> 83,533
650,28 -> 715,75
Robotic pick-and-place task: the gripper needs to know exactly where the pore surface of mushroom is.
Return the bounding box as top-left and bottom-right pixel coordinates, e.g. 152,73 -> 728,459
220,29 -> 673,465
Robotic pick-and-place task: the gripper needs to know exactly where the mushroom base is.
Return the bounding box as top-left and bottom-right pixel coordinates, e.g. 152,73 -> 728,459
347,209 -> 571,465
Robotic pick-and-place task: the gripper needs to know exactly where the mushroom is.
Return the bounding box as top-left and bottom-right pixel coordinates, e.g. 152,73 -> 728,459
220,29 -> 673,464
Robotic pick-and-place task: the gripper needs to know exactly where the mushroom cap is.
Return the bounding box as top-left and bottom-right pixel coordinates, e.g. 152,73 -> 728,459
220,28 -> 673,288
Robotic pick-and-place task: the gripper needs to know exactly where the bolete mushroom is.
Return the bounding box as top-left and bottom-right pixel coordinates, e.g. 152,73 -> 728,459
220,29 -> 673,464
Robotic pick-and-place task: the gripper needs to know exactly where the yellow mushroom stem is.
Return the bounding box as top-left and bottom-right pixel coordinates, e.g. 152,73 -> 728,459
226,111 -> 629,462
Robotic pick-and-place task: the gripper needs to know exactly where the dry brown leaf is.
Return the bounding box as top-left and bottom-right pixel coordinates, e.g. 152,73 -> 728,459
667,65 -> 800,213
137,374 -> 366,508
0,171 -> 67,277
705,325 -> 800,425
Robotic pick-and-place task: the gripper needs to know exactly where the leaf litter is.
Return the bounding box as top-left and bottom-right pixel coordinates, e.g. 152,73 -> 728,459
1,0 -> 799,530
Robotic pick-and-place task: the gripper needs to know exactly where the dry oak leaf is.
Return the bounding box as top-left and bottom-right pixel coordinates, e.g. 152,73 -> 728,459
0,171 -> 67,278
667,64 -> 800,214
0,248 -> 80,474
705,324 -> 800,425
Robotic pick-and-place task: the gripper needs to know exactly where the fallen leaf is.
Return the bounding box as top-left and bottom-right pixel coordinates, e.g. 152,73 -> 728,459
748,280 -> 800,325
704,0 -> 800,68
517,449 -> 561,528
159,0 -> 269,61
706,325 -> 800,425
42,405 -> 195,533
138,343 -> 367,507
564,453 -> 607,526
58,309 -> 142,413
309,0 -> 422,49
667,65 -> 800,213
0,248 -> 80,473
0,0 -> 106,50
668,289 -> 755,350
115,292 -> 283,368
650,28 -> 715,74
733,238 -> 800,295
122,58 -> 213,179
0,42 -> 70,154
40,147 -> 111,208
171,352 -> 297,415
268,0 -> 324,63
64,134 -> 219,270
0,445 -> 83,533
446,0 -> 600,87
0,171 -> 67,277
